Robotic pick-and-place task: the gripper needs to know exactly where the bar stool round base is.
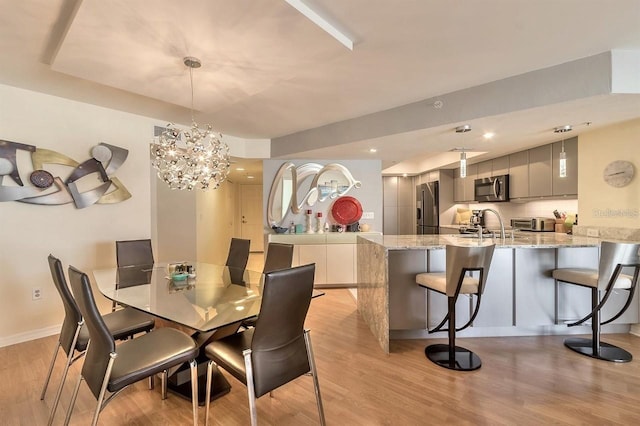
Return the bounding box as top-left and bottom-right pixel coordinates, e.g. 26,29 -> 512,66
425,344 -> 481,371
564,337 -> 632,363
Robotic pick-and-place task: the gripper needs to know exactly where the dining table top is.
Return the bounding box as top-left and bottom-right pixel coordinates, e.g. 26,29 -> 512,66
92,262 -> 321,333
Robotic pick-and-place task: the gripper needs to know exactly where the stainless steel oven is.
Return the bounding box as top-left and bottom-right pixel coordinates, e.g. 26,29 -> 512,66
474,174 -> 509,202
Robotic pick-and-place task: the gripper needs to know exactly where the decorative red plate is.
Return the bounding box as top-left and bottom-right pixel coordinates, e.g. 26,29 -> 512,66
331,196 -> 363,225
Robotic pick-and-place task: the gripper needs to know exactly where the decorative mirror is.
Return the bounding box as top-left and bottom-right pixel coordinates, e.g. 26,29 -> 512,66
267,162 -> 362,227
307,163 -> 361,205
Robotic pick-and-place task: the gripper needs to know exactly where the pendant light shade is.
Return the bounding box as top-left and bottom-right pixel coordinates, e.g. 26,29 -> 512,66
150,57 -> 230,190
559,140 -> 567,178
460,151 -> 467,178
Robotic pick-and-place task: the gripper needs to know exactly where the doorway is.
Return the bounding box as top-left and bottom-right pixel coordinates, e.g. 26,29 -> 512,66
240,184 -> 264,252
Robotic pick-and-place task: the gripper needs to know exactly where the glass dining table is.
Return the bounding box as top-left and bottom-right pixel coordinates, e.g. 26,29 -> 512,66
92,262 -> 323,404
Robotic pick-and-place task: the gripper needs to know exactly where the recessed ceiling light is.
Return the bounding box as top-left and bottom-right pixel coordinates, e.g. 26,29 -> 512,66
369,148 -> 377,153
553,125 -> 573,133
247,175 -> 254,179
236,167 -> 245,171
402,173 -> 408,178
483,132 -> 494,139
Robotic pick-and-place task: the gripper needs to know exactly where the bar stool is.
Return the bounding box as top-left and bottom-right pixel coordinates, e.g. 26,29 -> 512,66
552,241 -> 640,362
415,244 -> 495,371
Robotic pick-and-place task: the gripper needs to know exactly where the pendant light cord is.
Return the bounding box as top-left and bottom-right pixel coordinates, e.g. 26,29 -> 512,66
189,65 -> 195,124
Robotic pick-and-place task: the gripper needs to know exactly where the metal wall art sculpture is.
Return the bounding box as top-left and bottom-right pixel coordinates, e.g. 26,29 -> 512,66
0,139 -> 131,208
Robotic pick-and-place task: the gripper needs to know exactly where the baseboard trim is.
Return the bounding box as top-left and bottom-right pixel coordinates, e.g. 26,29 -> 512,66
0,324 -> 60,348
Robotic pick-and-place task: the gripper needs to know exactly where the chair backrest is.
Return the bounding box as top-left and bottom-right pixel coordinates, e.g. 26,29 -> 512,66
445,244 -> 496,297
48,254 -> 82,355
263,243 -> 294,273
598,241 -> 640,289
116,239 -> 154,267
68,266 -> 116,400
225,238 -> 251,269
251,263 -> 315,398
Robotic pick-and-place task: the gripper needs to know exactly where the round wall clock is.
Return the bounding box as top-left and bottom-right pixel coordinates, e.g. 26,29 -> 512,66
603,160 -> 635,188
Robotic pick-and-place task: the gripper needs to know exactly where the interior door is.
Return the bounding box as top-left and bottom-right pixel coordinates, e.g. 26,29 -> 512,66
240,184 -> 264,252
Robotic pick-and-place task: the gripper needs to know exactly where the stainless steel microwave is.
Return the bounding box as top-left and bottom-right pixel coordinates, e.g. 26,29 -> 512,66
474,174 -> 509,202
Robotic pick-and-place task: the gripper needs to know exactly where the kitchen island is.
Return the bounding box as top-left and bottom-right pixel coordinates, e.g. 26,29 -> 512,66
356,233 -> 638,353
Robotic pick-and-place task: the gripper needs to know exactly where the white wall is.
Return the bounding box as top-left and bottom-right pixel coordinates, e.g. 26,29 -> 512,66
0,84 -> 161,345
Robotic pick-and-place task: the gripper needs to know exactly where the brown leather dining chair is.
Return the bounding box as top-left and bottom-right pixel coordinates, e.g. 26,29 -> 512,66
41,254 -> 156,426
114,239 -> 155,311
65,266 -> 200,426
203,264 -> 325,426
116,238 -> 154,267
225,238 -> 251,284
241,242 -> 295,328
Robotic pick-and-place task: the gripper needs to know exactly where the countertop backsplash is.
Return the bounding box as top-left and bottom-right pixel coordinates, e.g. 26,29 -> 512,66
455,199 -> 578,228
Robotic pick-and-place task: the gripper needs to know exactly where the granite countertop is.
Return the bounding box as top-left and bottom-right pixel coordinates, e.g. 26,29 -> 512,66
357,233 -> 601,249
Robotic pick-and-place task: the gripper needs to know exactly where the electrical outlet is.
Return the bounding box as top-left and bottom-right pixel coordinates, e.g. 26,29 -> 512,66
587,229 -> 599,237
362,211 -> 374,219
32,287 -> 42,301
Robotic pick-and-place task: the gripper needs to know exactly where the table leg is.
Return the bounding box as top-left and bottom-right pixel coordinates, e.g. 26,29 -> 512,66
166,322 -> 242,406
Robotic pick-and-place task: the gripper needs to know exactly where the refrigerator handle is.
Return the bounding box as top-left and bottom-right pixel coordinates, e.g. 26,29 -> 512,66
416,207 -> 422,220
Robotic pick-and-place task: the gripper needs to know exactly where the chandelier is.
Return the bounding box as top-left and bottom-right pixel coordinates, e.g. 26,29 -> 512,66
151,57 -> 230,190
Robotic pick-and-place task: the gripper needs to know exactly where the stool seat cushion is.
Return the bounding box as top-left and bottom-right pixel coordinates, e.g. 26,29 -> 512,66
552,268 -> 633,289
416,272 -> 479,294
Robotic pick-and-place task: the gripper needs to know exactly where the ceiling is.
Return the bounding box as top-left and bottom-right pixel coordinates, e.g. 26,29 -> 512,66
1,0 -> 640,183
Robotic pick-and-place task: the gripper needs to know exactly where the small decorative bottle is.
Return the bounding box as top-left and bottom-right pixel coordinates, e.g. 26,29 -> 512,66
316,212 -> 324,233
289,221 -> 295,234
306,209 -> 314,233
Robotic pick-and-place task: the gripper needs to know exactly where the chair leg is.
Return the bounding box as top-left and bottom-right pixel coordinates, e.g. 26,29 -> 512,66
189,359 -> 198,426
149,375 -> 154,390
564,288 -> 633,362
161,370 -> 168,400
304,330 -> 326,426
63,373 -> 83,426
47,348 -> 78,426
425,296 -> 482,371
205,360 -> 214,426
243,349 -> 258,426
40,342 -> 61,400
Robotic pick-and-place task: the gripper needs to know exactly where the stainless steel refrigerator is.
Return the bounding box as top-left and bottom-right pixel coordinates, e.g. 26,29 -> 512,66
416,182 -> 439,234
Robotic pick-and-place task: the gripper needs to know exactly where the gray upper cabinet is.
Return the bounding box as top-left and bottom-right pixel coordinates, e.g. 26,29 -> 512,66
453,165 -> 477,203
463,164 -> 477,202
453,168 -> 465,202
477,160 -> 492,179
528,145 -> 553,197
552,137 -> 578,196
509,150 -> 529,199
492,156 -> 509,176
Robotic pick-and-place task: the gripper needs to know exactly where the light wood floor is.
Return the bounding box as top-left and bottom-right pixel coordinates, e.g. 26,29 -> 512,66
3,288 -> 640,425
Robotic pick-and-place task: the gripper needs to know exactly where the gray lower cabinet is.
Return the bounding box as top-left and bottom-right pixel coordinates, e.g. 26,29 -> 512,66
514,248 -> 556,326
473,248 -> 514,327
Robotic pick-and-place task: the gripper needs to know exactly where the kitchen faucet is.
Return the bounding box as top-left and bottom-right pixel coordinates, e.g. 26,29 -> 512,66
481,208 -> 505,240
